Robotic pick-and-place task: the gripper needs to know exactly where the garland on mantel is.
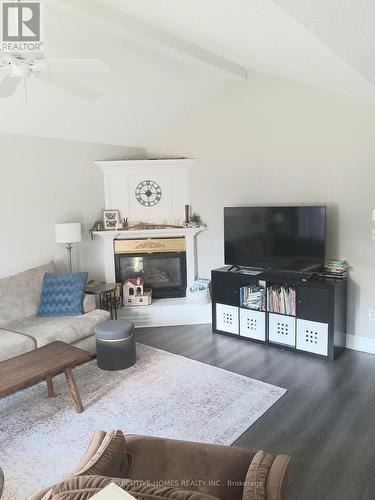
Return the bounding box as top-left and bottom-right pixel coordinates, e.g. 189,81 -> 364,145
89,216 -> 203,239
123,221 -> 184,230
90,222 -> 192,239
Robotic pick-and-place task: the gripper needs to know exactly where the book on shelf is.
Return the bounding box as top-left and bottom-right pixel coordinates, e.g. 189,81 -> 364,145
323,272 -> 347,279
324,259 -> 349,274
240,283 -> 266,311
267,285 -> 296,316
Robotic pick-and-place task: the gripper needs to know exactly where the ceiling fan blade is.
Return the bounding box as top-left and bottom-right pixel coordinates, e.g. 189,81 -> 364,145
0,48 -> 18,66
0,75 -> 22,97
34,72 -> 102,101
35,59 -> 110,73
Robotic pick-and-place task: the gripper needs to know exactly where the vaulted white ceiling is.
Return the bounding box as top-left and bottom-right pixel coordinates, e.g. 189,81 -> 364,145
274,0 -> 375,87
0,0 -> 374,146
105,0 -> 375,99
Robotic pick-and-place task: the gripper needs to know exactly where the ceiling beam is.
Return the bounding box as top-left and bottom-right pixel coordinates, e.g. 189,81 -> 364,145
55,0 -> 247,81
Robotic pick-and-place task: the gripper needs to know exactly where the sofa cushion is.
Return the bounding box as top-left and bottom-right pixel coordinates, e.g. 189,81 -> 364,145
83,294 -> 96,314
38,476 -> 222,500
3,310 -> 110,348
0,262 -> 56,327
38,273 -> 88,317
71,430 -> 128,478
0,329 -> 35,362
73,336 -> 97,356
125,435 -> 256,500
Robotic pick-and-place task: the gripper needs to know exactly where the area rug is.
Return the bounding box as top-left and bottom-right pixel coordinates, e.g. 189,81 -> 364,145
0,344 -> 286,499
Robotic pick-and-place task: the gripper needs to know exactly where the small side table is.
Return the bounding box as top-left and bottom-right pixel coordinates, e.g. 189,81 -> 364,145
85,283 -> 119,320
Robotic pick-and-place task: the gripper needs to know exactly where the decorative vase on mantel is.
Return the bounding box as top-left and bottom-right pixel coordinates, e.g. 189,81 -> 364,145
184,205 -> 190,225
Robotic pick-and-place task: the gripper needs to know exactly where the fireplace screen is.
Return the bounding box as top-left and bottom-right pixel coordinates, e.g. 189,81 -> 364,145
115,252 -> 187,299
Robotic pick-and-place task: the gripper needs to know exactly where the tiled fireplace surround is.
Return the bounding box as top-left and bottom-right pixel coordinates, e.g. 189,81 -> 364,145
92,159 -> 211,327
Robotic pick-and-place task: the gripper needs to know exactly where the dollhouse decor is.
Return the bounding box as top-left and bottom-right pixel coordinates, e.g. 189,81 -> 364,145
123,277 -> 152,307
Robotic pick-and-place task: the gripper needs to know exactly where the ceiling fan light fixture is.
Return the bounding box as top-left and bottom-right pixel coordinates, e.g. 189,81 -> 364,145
0,49 -> 110,100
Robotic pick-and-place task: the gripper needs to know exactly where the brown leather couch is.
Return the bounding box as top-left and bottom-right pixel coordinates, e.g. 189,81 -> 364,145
28,431 -> 290,500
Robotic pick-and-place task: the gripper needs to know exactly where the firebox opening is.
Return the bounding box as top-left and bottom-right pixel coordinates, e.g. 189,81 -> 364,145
114,238 -> 187,299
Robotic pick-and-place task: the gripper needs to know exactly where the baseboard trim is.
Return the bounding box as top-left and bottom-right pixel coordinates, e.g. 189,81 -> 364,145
346,334 -> 375,355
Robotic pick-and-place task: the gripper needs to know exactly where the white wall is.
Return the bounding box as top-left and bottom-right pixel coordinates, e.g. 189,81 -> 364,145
0,133 -> 143,279
149,72 -> 375,341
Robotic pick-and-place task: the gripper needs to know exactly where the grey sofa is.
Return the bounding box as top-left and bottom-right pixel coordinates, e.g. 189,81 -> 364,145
0,262 -> 110,362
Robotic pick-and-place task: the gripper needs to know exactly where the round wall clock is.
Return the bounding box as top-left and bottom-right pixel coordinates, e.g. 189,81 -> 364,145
135,180 -> 162,207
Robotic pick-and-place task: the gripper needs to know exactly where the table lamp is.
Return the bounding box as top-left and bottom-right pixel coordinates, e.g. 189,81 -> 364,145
55,223 -> 82,273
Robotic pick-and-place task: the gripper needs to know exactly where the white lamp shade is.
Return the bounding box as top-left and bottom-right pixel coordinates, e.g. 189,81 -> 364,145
55,223 -> 82,243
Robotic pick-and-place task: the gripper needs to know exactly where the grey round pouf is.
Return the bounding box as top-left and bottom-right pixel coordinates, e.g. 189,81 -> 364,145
95,320 -> 136,371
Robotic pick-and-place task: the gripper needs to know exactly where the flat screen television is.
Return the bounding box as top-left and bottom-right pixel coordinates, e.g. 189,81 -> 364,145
224,206 -> 326,272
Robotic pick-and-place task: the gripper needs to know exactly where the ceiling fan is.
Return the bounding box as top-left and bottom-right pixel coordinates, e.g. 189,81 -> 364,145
0,50 -> 110,101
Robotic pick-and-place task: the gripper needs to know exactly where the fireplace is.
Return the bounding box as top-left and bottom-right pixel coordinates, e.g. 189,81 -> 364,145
91,159 -> 210,326
114,238 -> 187,299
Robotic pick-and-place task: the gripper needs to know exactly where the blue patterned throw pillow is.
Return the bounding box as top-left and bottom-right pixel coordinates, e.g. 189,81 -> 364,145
37,272 -> 88,317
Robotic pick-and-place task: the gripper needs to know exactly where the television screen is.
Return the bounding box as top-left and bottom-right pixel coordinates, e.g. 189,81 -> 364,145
224,206 -> 326,271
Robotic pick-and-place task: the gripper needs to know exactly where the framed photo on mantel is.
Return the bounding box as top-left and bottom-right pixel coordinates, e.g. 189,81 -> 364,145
103,209 -> 121,230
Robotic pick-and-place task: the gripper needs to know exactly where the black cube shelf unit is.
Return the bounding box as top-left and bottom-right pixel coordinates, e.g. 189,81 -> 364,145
211,266 -> 347,361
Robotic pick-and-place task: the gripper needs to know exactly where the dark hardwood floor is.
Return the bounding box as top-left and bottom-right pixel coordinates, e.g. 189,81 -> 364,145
135,324 -> 375,500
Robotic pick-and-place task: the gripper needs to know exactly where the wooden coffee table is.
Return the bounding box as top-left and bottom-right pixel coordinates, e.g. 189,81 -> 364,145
0,341 -> 91,413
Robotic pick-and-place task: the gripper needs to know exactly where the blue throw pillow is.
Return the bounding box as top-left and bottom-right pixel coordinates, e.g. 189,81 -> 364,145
37,272 -> 88,317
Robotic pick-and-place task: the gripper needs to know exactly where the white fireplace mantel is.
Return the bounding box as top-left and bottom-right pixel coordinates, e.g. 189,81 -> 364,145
92,227 -> 202,240
92,227 -> 204,293
91,158 -> 211,326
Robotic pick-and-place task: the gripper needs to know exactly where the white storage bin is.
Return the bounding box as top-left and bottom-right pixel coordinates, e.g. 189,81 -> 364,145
240,309 -> 266,341
297,319 -> 328,356
268,313 -> 296,347
215,303 -> 239,334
